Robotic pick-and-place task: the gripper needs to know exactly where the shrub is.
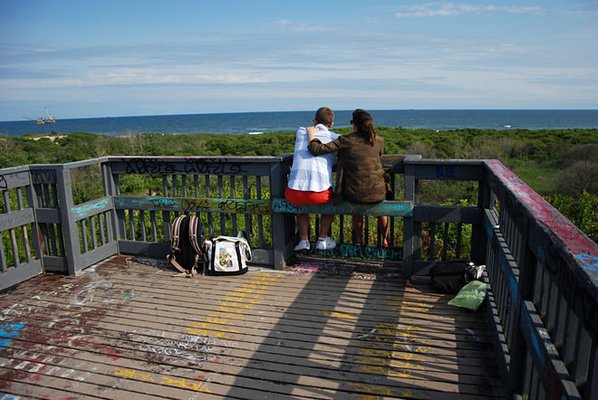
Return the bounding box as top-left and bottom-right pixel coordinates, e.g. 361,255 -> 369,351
554,161 -> 598,195
545,191 -> 598,243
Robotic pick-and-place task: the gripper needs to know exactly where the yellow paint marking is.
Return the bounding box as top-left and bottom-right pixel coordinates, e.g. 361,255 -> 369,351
234,288 -> 267,295
222,295 -> 259,304
115,368 -> 136,378
205,317 -> 232,325
357,364 -> 413,378
113,369 -> 211,393
217,303 -> 255,311
346,382 -> 413,397
184,270 -> 277,344
162,376 -> 211,392
189,322 -> 239,334
321,311 -> 357,320
185,328 -> 231,339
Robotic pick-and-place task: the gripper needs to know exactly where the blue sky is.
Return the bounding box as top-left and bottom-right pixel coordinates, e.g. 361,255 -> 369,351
1,0 -> 597,121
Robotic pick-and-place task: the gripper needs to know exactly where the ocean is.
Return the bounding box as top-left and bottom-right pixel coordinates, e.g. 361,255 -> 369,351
1,109 -> 598,137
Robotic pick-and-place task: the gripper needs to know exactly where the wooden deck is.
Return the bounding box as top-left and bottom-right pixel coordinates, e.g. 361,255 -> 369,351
0,256 -> 504,399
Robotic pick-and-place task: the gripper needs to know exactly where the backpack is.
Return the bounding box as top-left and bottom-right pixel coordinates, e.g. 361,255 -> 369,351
204,232 -> 252,275
430,260 -> 485,294
166,214 -> 207,277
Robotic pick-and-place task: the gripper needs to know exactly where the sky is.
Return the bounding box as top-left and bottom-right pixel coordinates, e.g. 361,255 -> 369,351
1,0 -> 597,121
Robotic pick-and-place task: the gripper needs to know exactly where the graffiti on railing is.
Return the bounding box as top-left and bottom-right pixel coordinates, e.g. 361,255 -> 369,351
122,157 -> 249,175
272,198 -> 413,217
0,175 -> 7,190
576,253 -> 598,281
182,197 -> 271,213
180,198 -> 211,212
71,197 -> 111,220
435,165 -> 456,178
302,243 -> 401,261
183,158 -> 248,175
31,170 -> 56,185
124,158 -> 177,174
149,197 -> 176,208
216,199 -> 271,214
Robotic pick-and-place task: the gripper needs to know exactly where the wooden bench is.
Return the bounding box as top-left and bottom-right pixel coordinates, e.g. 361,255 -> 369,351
271,198 -> 414,217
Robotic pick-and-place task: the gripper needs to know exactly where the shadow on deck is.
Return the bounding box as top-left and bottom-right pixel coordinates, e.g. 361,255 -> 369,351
1,256 -> 503,399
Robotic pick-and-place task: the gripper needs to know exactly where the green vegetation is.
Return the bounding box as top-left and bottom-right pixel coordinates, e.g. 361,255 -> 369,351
1,127 -> 597,242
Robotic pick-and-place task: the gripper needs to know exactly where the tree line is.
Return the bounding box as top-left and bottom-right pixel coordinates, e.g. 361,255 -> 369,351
1,127 -> 596,241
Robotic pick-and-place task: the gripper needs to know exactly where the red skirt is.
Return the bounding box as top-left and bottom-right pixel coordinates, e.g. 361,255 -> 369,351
285,186 -> 333,206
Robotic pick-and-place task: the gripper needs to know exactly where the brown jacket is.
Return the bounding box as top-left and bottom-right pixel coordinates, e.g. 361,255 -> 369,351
308,133 -> 386,203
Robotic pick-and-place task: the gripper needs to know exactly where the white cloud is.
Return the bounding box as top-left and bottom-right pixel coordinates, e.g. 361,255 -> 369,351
395,2 -> 542,17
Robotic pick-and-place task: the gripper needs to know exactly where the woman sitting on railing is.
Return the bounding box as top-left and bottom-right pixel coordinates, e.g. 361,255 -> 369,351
307,108 -> 389,246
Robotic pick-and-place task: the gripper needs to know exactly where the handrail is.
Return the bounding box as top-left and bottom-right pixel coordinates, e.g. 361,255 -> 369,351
482,159 -> 597,399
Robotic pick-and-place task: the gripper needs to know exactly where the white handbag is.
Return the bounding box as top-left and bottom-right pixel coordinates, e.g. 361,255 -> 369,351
205,232 -> 251,275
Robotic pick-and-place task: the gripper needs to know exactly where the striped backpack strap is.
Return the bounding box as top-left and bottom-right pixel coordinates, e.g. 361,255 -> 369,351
166,215 -> 191,275
188,215 -> 206,275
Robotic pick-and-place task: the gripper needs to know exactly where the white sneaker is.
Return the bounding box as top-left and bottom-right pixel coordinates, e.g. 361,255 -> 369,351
293,240 -> 310,251
316,237 -> 336,250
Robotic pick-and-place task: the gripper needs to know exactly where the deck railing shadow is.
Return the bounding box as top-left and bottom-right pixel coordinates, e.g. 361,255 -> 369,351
1,154 -> 597,399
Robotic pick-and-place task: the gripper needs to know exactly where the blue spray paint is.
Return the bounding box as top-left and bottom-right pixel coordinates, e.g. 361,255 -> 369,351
0,323 -> 25,349
575,253 -> 598,281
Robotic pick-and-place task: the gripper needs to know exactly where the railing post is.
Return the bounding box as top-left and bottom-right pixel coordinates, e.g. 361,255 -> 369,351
402,155 -> 421,277
101,161 -> 118,245
56,167 -> 80,275
25,167 -> 44,267
472,167 -> 492,265
269,160 -> 292,269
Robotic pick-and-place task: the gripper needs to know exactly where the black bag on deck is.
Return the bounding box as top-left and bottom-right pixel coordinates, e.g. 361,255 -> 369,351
166,215 -> 207,276
430,260 -> 482,294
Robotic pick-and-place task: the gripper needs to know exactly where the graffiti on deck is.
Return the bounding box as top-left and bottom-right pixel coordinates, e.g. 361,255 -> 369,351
0,323 -> 25,348
133,332 -> 218,365
69,277 -> 114,306
185,274 -> 281,347
114,368 -> 211,393
1,351 -> 92,383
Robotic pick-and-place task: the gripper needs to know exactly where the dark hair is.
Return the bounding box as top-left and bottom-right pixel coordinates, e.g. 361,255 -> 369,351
351,109 -> 376,145
315,107 -> 334,127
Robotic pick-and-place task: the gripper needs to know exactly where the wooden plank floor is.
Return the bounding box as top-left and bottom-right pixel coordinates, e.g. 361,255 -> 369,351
0,255 -> 504,399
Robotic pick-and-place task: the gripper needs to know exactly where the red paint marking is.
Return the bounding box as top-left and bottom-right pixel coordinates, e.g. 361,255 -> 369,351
486,160 -> 598,260
90,343 -> 120,360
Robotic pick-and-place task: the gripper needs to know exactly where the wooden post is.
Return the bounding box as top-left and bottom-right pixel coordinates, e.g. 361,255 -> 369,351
56,167 -> 80,275
269,161 -> 291,270
402,155 -> 421,277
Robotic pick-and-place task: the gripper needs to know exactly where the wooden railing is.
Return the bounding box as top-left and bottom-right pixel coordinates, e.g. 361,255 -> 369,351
1,155 -> 596,399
